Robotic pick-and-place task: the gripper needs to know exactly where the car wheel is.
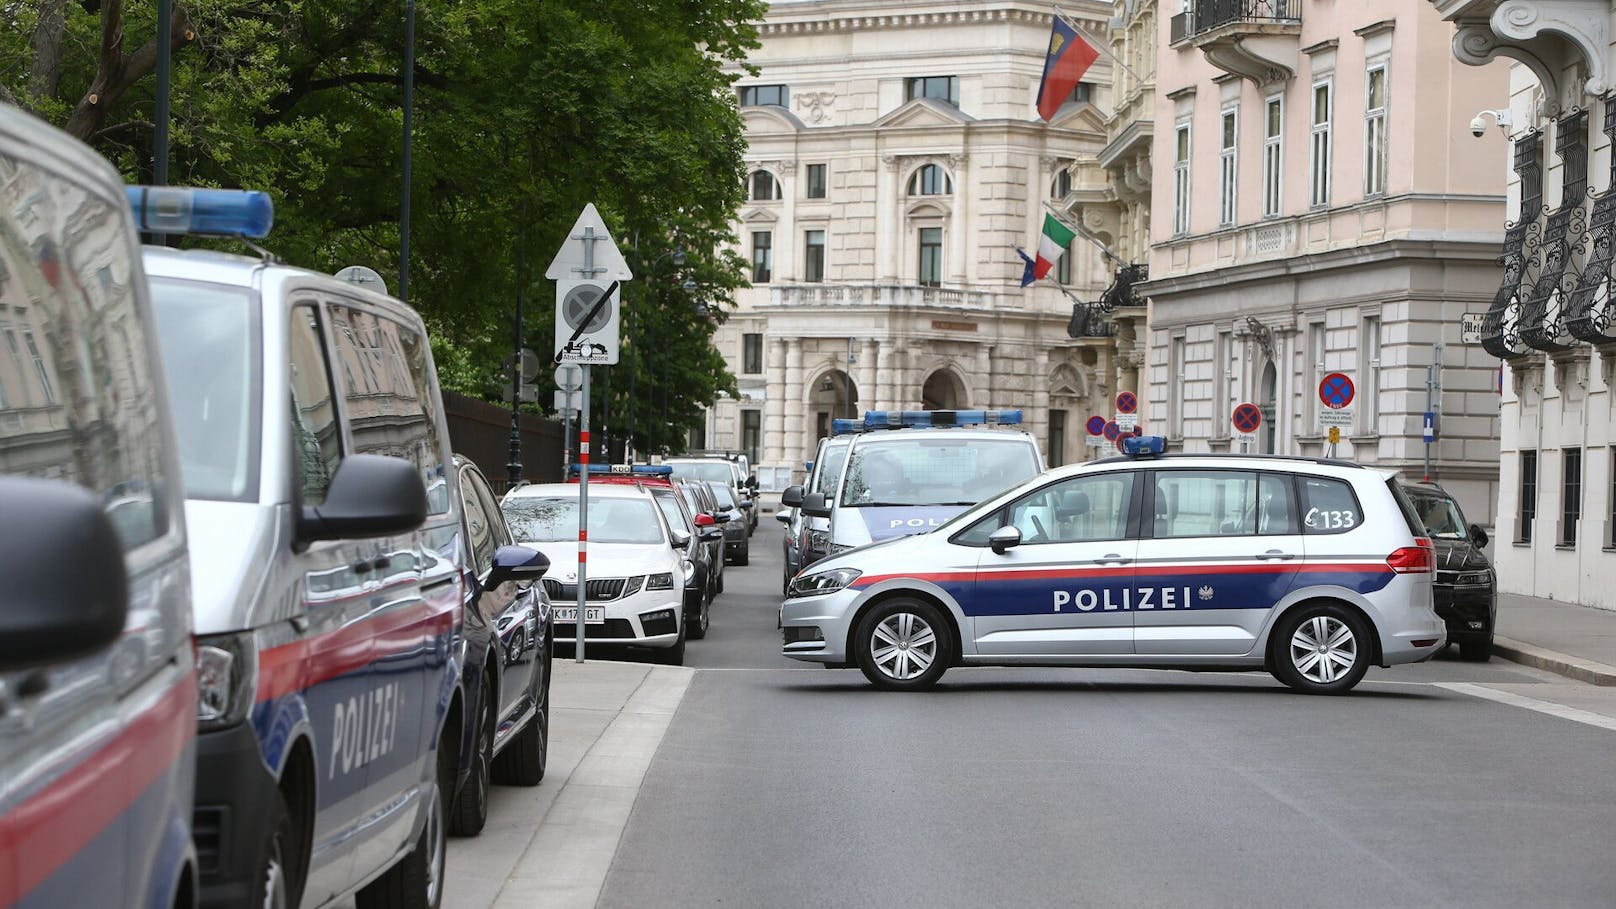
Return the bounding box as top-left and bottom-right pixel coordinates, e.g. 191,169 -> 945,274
716,568 -> 725,595
355,728 -> 450,909
493,639 -> 549,786
734,543 -> 750,567
1459,632 -> 1493,662
257,789 -> 304,909
687,593 -> 709,640
448,683 -> 493,837
1270,604 -> 1371,694
853,599 -> 951,691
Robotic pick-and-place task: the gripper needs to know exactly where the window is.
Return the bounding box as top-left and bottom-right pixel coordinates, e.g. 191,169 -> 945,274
751,231 -> 772,283
918,227 -> 943,286
688,423 -> 706,450
1310,80 -> 1333,207
1219,108 -> 1238,226
742,333 -> 763,374
804,230 -> 826,283
805,163 -> 827,199
1169,336 -> 1185,439
1519,450 -> 1537,543
22,329 -> 54,403
1263,95 -> 1283,216
741,410 -> 762,464
1300,476 -> 1363,534
1070,82 -> 1094,105
1308,322 -> 1325,429
1364,65 -> 1389,196
905,75 -> 959,106
289,305 -> 341,505
1056,239 -> 1073,285
1173,123 -> 1191,235
1049,410 -> 1067,467
908,164 -> 952,196
1003,473 -> 1136,545
1051,168 -> 1072,200
748,170 -> 781,201
1361,315 -> 1381,433
1563,447 -> 1583,546
1151,471 -> 1298,539
739,84 -> 789,107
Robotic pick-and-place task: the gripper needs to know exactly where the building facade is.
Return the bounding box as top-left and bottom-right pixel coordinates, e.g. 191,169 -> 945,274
1432,0 -> 1616,609
1137,0 -> 1510,523
704,0 -> 1128,484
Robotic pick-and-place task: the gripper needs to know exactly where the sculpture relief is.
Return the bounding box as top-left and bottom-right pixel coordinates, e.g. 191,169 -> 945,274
795,91 -> 837,125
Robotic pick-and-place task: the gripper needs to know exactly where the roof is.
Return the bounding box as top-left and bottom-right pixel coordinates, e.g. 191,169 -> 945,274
504,482 -> 649,500
141,247 -> 419,324
1088,452 -> 1366,470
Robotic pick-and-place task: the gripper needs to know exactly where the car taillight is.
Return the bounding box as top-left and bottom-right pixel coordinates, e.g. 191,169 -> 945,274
1387,539 -> 1434,574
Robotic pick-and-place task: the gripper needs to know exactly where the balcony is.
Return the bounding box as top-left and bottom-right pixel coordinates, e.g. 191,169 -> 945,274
1170,0 -> 1301,85
767,283 -> 1001,311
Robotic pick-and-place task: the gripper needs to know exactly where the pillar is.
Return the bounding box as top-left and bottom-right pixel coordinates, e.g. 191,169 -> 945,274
785,339 -> 805,469
764,339 -> 787,465
858,339 -> 879,414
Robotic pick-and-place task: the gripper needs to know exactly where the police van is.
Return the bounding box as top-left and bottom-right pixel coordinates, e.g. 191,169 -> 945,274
135,187 -> 484,907
792,410 -> 1045,558
0,107 -> 198,908
780,434 -> 852,594
782,437 -> 1445,694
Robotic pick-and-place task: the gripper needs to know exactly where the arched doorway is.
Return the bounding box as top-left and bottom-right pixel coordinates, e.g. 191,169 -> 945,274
811,369 -> 857,439
1259,361 -> 1278,454
921,369 -> 967,411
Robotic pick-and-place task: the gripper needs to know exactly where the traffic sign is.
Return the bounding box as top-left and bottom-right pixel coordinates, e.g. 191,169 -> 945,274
1086,415 -> 1107,436
1319,372 -> 1355,410
545,204 -> 634,282
502,382 -> 540,404
1327,426 -> 1341,445
1423,411 -> 1437,443
1115,391 -> 1138,415
335,265 -> 388,294
555,363 -> 583,393
1319,409 -> 1354,429
1116,413 -> 1138,432
555,279 -> 621,364
554,389 -> 579,415
1103,421 -> 1121,441
1232,402 -> 1263,435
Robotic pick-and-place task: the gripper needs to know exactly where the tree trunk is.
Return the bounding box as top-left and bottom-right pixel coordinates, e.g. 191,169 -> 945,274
28,0 -> 71,104
62,1 -> 195,142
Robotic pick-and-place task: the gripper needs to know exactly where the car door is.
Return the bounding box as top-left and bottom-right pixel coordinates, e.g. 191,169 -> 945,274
962,470 -> 1141,656
1133,469 -> 1303,655
461,463 -> 538,732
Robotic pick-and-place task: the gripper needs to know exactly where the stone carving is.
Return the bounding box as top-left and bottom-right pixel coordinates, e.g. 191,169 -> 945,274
795,91 -> 836,125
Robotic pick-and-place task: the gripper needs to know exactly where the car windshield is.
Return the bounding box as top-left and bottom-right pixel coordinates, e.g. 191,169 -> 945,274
839,436 -> 1041,507
708,484 -> 737,508
1407,490 -> 1468,539
814,444 -> 849,496
667,460 -> 735,484
502,495 -> 665,544
651,490 -> 690,534
148,277 -> 261,502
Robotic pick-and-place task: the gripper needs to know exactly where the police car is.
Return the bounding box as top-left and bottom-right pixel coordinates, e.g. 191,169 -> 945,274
780,435 -> 852,594
781,437 -> 1445,694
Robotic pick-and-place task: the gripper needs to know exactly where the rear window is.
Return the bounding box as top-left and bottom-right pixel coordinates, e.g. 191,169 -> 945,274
1299,476 -> 1363,534
667,460 -> 734,484
1386,478 -> 1429,538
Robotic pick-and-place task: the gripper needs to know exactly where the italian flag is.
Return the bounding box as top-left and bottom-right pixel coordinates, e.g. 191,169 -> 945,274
1032,213 -> 1077,282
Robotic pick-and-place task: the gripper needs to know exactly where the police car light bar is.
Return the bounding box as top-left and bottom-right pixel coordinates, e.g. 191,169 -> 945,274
1122,435 -> 1167,457
859,409 -> 1024,429
830,419 -> 865,435
567,463 -> 674,476
126,186 -> 274,239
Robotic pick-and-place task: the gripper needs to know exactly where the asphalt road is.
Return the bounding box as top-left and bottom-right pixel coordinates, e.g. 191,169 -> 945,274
597,519 -> 1616,909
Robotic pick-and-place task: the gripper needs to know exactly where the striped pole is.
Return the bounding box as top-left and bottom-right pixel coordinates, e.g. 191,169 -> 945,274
576,366 -> 591,662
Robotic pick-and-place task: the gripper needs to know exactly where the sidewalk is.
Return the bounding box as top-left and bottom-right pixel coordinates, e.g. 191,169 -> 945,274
1493,592 -> 1616,686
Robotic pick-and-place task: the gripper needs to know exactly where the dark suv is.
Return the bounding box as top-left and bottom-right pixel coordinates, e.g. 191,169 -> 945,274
1403,481 -> 1495,661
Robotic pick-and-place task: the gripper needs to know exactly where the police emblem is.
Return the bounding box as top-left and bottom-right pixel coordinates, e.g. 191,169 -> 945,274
1198,585 -> 1215,601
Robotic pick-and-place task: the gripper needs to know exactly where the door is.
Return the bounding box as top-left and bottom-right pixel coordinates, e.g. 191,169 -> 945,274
1134,470 -> 1303,655
467,463 -> 538,734
963,471 -> 1141,656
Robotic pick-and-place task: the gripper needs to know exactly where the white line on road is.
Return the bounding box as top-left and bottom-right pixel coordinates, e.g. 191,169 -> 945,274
1433,682 -> 1616,733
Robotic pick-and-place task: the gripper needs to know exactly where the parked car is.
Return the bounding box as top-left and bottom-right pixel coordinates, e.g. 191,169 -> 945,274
141,188 -> 468,908
679,480 -> 728,594
648,480 -> 725,639
503,483 -> 690,664
666,457 -> 756,534
1402,480 -> 1496,661
782,436 -> 851,593
445,456 -> 554,837
0,104 -> 198,909
706,481 -> 752,565
688,450 -> 760,528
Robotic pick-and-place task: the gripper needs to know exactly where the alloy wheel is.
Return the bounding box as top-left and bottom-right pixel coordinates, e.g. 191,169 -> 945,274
1289,615 -> 1357,684
870,612 -> 938,681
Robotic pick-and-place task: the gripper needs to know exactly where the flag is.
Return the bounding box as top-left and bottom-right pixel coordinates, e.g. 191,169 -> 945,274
1031,213 -> 1077,282
1036,14 -> 1101,121
1015,247 -> 1036,287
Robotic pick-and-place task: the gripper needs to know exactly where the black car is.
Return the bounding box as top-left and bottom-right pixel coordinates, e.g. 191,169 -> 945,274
679,480 -> 727,592
447,456 -> 555,836
649,483 -> 724,639
705,481 -> 751,565
1404,481 -> 1495,661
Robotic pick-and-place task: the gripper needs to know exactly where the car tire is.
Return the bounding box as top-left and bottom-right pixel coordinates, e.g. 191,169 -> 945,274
257,789 -> 305,909
448,682 -> 494,836
687,593 -> 709,640
355,728 -> 450,909
653,626 -> 686,666
493,639 -> 549,786
1459,632 -> 1493,662
853,599 -> 951,691
716,568 -> 725,595
734,544 -> 750,567
1270,603 -> 1372,695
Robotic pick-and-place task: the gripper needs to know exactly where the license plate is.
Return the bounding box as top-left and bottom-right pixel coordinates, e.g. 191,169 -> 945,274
554,607 -> 604,624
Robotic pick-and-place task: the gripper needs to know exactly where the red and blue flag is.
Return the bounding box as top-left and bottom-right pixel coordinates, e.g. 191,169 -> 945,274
1036,15 -> 1101,122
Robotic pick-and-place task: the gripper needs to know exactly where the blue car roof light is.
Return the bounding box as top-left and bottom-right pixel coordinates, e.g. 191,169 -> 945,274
125,186 -> 274,239
858,409 -> 1023,430
1122,435 -> 1167,457
830,419 -> 865,435
567,463 -> 674,477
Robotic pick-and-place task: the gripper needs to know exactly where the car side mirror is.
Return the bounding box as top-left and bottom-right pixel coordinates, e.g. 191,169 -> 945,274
988,525 -> 1023,555
0,476 -> 130,670
670,529 -> 691,548
781,485 -> 805,508
739,496 -> 753,509
298,454 -> 427,543
693,512 -> 716,527
727,509 -> 743,523
802,492 -> 831,518
701,528 -> 724,543
1469,523 -> 1489,548
487,544 -> 549,589
775,510 -> 792,524
746,476 -> 758,489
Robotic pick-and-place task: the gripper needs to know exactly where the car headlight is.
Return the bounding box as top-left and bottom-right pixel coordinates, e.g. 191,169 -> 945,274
682,559 -> 697,586
647,572 -> 675,591
829,542 -> 855,555
789,566 -> 862,598
1455,570 -> 1494,585
808,530 -> 831,553
196,632 -> 257,731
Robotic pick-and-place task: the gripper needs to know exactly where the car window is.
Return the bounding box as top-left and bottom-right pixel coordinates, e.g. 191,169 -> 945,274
471,472 -> 513,547
960,472 -> 1134,545
709,484 -> 737,508
652,489 -> 692,535
1300,476 -> 1362,534
841,437 -> 1040,507
1405,489 -> 1468,539
458,467 -> 497,569
503,495 -> 665,544
814,444 -> 849,496
288,304 -> 341,505
667,460 -> 734,484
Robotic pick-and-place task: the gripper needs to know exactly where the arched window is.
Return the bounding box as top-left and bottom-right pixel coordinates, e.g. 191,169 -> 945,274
749,170 -> 781,201
907,164 -> 952,196
1050,168 -> 1072,200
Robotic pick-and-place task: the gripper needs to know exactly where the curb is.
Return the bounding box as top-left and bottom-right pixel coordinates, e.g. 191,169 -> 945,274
1492,636 -> 1616,686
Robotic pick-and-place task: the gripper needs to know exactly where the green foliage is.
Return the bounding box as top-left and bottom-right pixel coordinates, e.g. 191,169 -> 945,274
0,0 -> 763,455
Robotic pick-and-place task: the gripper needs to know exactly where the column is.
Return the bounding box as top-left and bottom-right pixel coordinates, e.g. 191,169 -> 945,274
785,339 -> 805,470
778,159 -> 798,282
876,155 -> 902,283
875,340 -> 895,412
975,344 -> 994,409
764,339 -> 787,466
858,339 -> 879,414
949,154 -> 970,285
1033,351 -> 1052,464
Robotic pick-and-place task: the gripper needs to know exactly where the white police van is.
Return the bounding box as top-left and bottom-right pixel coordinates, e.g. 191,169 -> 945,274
133,187 -> 504,908
782,436 -> 1445,694
794,410 -> 1045,557
0,106 -> 198,908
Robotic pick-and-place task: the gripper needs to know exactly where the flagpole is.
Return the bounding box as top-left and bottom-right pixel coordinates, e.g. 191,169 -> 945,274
1042,201 -> 1125,267
1052,5 -> 1148,87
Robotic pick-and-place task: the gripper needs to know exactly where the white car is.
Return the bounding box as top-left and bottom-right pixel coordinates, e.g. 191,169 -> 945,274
503,483 -> 690,664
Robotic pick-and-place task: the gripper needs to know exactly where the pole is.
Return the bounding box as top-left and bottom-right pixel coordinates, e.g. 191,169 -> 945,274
577,365 -> 591,663
562,403 -> 574,481
400,0 -> 416,303
154,0 -> 172,186
1425,341 -> 1443,481
508,205 -> 525,489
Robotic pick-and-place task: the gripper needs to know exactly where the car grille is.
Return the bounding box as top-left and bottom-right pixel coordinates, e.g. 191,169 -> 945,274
543,578 -> 629,601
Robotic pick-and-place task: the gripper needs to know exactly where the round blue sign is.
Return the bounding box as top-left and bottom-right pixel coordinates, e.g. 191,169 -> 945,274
1104,421 -> 1121,441
1086,415 -> 1107,436
1115,391 -> 1138,415
1319,372 -> 1355,410
1232,403 -> 1263,434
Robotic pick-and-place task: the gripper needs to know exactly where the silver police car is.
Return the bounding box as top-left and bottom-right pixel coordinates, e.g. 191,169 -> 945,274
782,438 -> 1445,694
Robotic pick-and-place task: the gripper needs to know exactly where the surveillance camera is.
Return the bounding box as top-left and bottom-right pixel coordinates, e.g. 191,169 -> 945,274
1470,116 -> 1488,138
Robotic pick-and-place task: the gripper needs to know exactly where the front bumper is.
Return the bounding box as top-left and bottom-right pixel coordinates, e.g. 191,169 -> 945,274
192,720 -> 278,905
780,587 -> 863,664
553,593 -> 684,648
1434,584 -> 1495,636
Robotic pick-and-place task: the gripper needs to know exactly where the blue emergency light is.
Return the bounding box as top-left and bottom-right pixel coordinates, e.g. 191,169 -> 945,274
859,409 -> 1023,429
125,186 -> 274,238
1122,435 -> 1166,457
831,419 -> 864,435
567,463 -> 674,477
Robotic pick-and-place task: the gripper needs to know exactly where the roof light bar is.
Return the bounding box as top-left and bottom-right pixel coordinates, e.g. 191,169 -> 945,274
830,418 -> 865,435
125,186 -> 274,239
859,409 -> 1024,429
567,463 -> 674,476
1122,435 -> 1166,457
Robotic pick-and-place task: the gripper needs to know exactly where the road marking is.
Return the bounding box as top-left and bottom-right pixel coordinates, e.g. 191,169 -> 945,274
1434,682 -> 1616,733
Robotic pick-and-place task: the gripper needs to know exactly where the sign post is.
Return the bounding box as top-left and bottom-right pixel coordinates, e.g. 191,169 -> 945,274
547,205 -> 633,662
1424,341 -> 1443,480
1232,402 -> 1262,452
555,364 -> 582,480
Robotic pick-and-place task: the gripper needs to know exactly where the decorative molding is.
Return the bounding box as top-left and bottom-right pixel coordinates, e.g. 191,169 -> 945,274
1451,24 -> 1564,117
1492,0 -> 1610,97
1352,19 -> 1396,39
757,8 -> 1105,37
1165,85 -> 1198,101
1301,39 -> 1339,55
794,91 -> 836,125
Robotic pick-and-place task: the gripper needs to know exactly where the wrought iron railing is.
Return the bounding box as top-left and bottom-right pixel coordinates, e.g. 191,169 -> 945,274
1176,0 -> 1300,41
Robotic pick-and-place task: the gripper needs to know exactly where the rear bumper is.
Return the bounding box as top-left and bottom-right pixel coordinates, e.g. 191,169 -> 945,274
193,721 -> 277,905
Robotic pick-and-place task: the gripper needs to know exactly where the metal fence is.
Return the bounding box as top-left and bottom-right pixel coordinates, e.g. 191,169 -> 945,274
443,390 -> 563,493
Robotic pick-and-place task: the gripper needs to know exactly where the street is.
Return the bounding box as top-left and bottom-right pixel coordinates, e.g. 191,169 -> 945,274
455,519 -> 1616,909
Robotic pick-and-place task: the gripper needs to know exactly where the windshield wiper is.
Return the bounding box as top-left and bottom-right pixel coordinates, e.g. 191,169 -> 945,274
847,501 -> 912,508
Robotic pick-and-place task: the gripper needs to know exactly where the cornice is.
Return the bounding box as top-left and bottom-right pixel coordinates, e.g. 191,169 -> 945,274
758,8 -> 1105,37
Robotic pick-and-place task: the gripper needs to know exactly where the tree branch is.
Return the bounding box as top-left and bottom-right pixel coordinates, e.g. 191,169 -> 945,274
63,1 -> 196,141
